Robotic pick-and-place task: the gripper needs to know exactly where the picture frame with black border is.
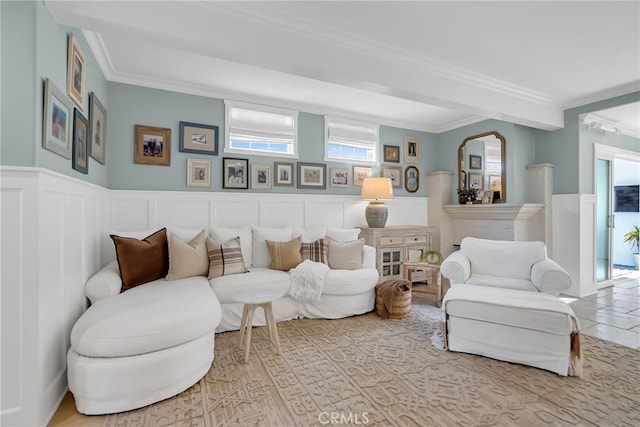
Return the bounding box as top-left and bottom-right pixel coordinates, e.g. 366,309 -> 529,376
330,168 -> 349,188
381,165 -> 402,188
187,158 -> 212,187
383,145 -> 400,163
134,125 -> 171,166
252,164 -> 272,189
179,121 -> 219,155
67,33 -> 86,109
405,166 -> 419,193
274,162 -> 294,186
72,108 -> 89,174
42,78 -> 73,159
223,157 -> 249,189
469,154 -> 482,170
89,92 -> 107,164
298,162 -> 326,189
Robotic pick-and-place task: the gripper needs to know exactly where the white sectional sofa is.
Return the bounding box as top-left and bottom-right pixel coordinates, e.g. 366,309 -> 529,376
68,225 -> 378,415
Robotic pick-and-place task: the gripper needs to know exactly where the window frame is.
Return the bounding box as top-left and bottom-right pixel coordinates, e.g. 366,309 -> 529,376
224,100 -> 299,159
324,116 -> 379,165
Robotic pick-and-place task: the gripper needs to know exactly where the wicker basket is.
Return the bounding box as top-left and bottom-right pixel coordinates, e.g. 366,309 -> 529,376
375,281 -> 411,319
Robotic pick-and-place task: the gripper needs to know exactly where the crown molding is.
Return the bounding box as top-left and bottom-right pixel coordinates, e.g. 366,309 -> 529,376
83,31 -> 115,79
203,2 -> 553,107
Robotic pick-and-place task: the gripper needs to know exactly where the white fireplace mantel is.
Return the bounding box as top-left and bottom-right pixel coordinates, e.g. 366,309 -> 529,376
443,203 -> 545,221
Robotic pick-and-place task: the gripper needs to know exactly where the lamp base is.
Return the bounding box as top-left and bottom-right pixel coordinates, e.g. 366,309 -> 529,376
365,202 -> 388,228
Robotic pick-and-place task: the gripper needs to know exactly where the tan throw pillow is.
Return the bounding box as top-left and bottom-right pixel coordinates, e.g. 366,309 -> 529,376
300,238 -> 329,265
110,228 -> 169,291
266,237 -> 303,271
328,238 -> 364,270
166,229 -> 209,281
206,237 -> 248,279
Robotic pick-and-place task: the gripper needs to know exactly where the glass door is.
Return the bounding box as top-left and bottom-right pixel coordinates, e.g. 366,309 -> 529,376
596,158 -> 613,283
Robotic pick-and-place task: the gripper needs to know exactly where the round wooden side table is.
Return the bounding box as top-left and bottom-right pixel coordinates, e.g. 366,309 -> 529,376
233,289 -> 283,363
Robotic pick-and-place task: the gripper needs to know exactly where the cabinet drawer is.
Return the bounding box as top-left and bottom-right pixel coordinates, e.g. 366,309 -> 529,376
380,236 -> 403,246
404,235 -> 427,245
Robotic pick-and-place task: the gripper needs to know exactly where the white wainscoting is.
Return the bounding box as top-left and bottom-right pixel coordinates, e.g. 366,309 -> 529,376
552,193 -> 597,297
1,167 -> 428,425
1,167 -> 110,426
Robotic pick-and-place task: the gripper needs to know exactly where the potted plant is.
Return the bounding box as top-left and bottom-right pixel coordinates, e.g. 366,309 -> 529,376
623,225 -> 640,269
420,250 -> 443,265
457,188 -> 479,204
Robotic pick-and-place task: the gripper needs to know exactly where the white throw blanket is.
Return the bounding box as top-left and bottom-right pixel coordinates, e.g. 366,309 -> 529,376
288,260 -> 330,302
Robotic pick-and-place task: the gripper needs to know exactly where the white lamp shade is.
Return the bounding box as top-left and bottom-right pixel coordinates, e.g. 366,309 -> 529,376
360,177 -> 394,200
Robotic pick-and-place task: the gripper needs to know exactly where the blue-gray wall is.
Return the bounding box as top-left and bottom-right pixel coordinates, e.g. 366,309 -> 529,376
434,120 -> 538,204
536,91 -> 640,195
1,0 -> 108,186
2,1 -> 638,201
106,82 -> 434,196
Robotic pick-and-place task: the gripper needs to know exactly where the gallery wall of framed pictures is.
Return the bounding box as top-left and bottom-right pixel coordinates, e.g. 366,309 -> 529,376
39,30 -> 429,196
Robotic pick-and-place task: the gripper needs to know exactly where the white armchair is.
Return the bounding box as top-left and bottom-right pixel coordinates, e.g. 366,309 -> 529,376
440,237 -> 571,296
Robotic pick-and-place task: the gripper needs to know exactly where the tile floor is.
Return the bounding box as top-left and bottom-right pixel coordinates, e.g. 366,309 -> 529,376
567,267 -> 640,349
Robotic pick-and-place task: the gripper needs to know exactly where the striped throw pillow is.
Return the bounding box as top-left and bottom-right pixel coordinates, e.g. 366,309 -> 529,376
206,237 -> 247,279
300,238 -> 329,265
266,237 -> 303,271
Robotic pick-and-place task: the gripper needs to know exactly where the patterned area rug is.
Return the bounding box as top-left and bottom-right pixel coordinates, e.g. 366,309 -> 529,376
104,300 -> 640,427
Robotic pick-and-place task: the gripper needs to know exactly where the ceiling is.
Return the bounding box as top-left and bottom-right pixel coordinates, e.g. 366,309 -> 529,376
45,1 -> 640,134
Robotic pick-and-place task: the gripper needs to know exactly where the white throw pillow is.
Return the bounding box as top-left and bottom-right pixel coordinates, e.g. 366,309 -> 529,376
209,225 -> 253,267
326,227 -> 361,242
168,227 -> 208,242
251,225 -> 293,268
293,226 -> 327,243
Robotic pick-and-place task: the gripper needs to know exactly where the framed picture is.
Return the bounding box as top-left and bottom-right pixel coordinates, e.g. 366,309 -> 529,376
274,162 -> 294,186
89,92 -> 107,164
223,157 -> 248,189
383,145 -> 400,163
404,136 -> 420,163
72,109 -> 89,174
134,125 -> 171,166
187,158 -> 212,187
330,168 -> 349,188
381,166 -> 402,188
482,190 -> 494,204
42,78 -> 73,159
405,166 -> 419,193
469,154 -> 482,170
298,162 -> 326,189
489,175 -> 502,190
469,173 -> 483,190
252,164 -> 272,189
179,121 -> 218,155
66,33 -> 86,109
353,166 -> 373,186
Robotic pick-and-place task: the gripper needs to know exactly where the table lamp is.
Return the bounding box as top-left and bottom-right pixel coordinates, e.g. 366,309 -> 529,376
361,177 -> 394,228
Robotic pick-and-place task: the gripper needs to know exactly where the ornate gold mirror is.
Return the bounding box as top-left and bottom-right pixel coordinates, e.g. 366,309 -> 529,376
458,131 -> 506,203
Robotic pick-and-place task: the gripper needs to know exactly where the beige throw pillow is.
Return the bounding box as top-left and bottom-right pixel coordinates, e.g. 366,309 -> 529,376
266,237 -> 303,271
207,237 -> 248,279
300,238 -> 329,265
328,238 -> 364,270
166,229 -> 209,281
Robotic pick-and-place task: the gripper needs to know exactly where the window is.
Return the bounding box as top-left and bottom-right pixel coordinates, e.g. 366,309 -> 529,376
225,100 -> 298,158
325,116 -> 379,164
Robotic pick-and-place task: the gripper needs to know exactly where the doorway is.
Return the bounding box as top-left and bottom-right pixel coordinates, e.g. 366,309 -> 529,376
595,146 -> 640,287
